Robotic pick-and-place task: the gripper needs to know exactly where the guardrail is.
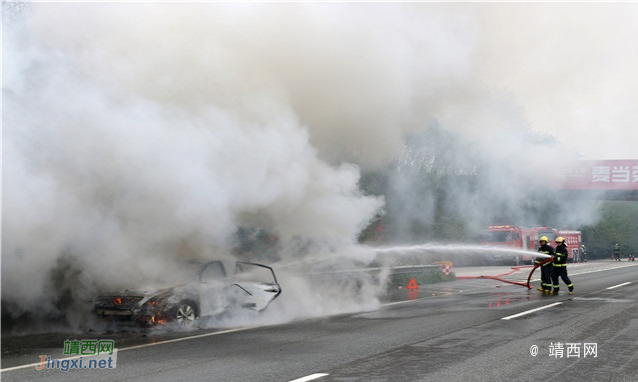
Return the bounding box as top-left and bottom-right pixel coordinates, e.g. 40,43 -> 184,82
300,264 -> 453,288
363,265 -> 442,274
303,264 -> 440,276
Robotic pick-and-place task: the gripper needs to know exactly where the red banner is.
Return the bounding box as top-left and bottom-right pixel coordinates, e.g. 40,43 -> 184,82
561,160 -> 638,190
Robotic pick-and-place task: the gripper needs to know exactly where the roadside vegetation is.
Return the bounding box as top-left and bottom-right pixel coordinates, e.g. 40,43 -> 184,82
580,201 -> 638,260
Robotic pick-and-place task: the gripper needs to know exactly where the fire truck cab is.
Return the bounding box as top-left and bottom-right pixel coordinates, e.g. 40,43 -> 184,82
557,230 -> 582,262
482,225 -> 561,265
481,225 -> 535,265
534,227 -> 558,246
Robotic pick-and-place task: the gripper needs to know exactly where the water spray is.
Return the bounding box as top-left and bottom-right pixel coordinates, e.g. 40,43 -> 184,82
370,243 -> 552,259
369,243 -> 552,289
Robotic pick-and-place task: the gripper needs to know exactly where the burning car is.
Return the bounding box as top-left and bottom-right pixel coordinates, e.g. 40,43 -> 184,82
94,260 -> 282,327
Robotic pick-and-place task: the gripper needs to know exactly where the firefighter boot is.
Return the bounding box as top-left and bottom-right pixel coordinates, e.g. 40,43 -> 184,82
537,287 -> 544,292
568,286 -> 574,295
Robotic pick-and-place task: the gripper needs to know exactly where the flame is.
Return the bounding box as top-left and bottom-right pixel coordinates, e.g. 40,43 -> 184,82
150,315 -> 168,325
113,297 -> 122,305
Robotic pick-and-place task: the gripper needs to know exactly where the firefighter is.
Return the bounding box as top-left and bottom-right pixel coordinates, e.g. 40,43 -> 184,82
536,236 -> 554,294
552,237 -> 574,295
581,244 -> 587,262
613,243 -> 621,261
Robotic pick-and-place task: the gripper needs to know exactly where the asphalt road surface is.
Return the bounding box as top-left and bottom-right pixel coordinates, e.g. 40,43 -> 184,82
2,260 -> 637,382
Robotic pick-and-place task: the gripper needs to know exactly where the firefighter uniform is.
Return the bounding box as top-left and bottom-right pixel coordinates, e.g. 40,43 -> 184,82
613,243 -> 621,261
552,237 -> 574,295
581,244 -> 587,262
536,236 -> 554,293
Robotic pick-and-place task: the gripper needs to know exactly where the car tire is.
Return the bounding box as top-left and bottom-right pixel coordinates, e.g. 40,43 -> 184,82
174,300 -> 198,328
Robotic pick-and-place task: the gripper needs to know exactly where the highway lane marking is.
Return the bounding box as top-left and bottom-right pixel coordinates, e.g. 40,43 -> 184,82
0,350 -> 119,373
288,373 -> 329,382
606,282 -> 632,290
382,300 -> 414,307
116,326 -> 258,352
507,262 -> 638,283
501,302 -> 563,320
0,326 -> 258,372
570,263 -> 638,277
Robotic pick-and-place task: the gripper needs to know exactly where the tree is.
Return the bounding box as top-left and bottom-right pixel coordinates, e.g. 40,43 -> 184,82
581,201 -> 638,259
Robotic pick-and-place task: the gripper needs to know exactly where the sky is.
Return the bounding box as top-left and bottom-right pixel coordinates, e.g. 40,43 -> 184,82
2,2 -> 637,330
471,3 -> 638,160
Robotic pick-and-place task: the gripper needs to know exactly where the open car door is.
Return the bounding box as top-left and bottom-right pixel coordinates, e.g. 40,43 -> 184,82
231,261 -> 282,311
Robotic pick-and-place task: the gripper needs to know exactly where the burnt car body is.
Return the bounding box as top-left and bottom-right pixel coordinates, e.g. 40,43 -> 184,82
94,260 -> 281,327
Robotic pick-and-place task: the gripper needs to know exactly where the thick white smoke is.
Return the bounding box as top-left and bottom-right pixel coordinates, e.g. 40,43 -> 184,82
3,2 -> 633,330
3,3 -> 391,328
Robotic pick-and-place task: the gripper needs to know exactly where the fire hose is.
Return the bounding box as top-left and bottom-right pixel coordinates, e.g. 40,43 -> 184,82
525,258 -> 554,289
457,258 -> 554,289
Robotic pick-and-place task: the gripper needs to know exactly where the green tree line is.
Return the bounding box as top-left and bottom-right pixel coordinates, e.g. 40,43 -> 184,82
357,124 -> 638,255
581,201 -> 638,260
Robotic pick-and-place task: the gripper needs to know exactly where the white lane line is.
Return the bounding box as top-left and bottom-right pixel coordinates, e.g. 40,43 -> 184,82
382,300 -> 419,307
504,263 -> 638,283
571,264 -> 638,276
117,326 -> 257,352
1,326 -> 258,372
606,282 -> 632,290
501,302 -> 563,320
0,352 -> 116,373
288,373 -> 329,382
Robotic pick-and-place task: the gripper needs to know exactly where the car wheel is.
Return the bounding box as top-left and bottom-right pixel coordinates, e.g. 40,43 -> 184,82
175,301 -> 198,327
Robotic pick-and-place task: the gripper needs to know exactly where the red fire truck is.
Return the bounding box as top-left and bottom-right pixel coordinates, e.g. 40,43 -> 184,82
481,225 -> 534,265
482,225 -> 559,265
557,230 -> 582,262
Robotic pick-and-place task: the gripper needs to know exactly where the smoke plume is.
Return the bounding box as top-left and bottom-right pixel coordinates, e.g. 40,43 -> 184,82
4,2 -> 632,331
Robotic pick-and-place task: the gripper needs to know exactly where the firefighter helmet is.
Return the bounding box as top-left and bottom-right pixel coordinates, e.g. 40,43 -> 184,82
555,236 -> 565,243
539,236 -> 549,243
